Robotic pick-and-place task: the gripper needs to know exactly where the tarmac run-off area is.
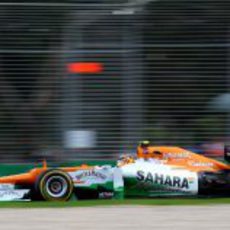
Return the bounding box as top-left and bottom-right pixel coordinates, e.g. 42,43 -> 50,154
0,205 -> 229,230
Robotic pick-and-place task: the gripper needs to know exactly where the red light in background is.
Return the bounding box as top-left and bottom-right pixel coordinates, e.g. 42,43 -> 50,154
67,62 -> 103,74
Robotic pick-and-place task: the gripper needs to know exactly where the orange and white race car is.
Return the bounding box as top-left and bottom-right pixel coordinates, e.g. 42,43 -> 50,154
0,143 -> 230,201
0,161 -> 123,201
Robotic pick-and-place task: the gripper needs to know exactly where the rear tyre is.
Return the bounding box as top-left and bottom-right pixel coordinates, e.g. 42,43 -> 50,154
35,169 -> 73,201
224,145 -> 230,163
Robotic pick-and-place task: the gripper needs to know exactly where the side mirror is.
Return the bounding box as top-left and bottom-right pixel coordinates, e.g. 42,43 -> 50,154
153,151 -> 162,155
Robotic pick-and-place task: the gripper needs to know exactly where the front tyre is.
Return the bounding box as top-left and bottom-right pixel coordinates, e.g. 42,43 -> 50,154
36,169 -> 73,201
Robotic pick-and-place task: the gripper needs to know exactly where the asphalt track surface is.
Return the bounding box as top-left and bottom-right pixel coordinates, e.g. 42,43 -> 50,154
0,205 -> 229,230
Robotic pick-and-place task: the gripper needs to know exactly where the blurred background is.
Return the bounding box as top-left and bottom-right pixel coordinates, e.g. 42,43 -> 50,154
0,0 -> 229,162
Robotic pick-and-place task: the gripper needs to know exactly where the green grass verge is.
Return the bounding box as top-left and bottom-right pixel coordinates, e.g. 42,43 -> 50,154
0,198 -> 230,208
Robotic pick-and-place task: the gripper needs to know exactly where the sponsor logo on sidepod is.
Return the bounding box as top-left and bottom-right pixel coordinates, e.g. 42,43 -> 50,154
75,170 -> 107,180
136,170 -> 193,189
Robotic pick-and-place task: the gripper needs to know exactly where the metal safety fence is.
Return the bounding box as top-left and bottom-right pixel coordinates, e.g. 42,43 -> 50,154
0,0 -> 229,162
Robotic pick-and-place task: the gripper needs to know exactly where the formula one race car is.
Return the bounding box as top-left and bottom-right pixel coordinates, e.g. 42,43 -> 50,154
0,161 -> 124,201
1,144 -> 230,201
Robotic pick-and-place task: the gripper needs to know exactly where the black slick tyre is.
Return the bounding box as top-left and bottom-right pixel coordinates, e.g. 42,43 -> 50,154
35,169 -> 73,201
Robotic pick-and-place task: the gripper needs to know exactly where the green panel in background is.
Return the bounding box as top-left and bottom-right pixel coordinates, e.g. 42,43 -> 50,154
0,160 -> 116,176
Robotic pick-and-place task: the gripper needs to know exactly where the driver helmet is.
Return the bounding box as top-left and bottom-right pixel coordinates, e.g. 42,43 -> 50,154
139,140 -> 150,148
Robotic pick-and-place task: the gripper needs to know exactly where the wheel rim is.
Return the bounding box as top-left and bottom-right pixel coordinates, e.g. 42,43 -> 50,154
45,176 -> 68,198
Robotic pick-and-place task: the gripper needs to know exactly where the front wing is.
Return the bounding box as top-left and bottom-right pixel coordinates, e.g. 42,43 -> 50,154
0,184 -> 30,201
